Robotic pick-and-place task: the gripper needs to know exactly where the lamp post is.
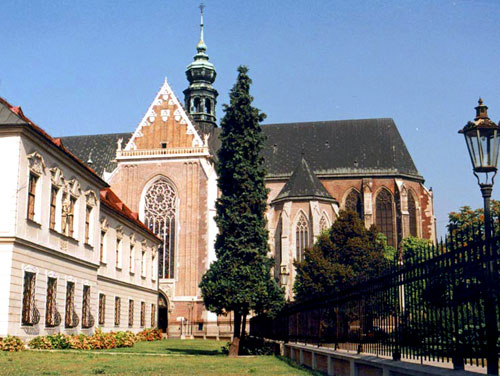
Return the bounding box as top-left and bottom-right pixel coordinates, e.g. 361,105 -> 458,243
459,98 -> 500,375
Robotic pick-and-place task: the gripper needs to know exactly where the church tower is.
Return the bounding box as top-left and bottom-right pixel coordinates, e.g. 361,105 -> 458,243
183,4 -> 218,136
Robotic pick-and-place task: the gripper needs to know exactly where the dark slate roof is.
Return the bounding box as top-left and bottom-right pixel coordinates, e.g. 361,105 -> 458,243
273,157 -> 336,204
60,133 -> 132,176
212,118 -> 421,180
60,118 -> 422,181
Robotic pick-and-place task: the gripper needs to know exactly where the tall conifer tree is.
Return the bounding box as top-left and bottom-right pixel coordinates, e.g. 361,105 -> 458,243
199,66 -> 284,356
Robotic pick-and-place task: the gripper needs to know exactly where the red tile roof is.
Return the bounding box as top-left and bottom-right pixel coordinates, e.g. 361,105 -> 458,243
0,96 -> 107,187
100,188 -> 160,241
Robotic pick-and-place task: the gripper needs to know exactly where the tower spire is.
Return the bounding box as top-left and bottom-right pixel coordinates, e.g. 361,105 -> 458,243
184,2 -> 218,135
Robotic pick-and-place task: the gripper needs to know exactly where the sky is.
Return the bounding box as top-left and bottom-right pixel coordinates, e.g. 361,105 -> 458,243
1,0 -> 500,238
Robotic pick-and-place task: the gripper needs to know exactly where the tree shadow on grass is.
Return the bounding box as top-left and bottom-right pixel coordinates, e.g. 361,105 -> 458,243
163,348 -> 223,356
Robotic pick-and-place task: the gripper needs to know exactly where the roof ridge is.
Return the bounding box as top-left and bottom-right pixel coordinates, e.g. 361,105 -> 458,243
272,156 -> 337,204
262,118 -> 394,127
60,132 -> 132,138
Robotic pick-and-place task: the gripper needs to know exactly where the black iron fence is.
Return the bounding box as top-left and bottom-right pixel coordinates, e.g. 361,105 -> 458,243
251,221 -> 500,372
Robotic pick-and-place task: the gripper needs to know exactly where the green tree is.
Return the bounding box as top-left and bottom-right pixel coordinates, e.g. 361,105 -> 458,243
448,200 -> 500,239
293,210 -> 391,302
199,66 -> 284,356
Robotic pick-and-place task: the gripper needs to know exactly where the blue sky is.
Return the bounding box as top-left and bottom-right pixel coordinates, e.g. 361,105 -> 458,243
2,0 -> 500,237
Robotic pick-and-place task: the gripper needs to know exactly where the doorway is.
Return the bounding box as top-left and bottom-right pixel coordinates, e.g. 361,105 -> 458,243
158,293 -> 168,333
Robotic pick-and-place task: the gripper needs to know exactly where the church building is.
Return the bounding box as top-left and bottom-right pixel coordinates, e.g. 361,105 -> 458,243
56,9 -> 435,338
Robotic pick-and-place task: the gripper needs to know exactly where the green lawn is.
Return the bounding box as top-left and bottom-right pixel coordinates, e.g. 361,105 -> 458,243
0,339 -> 320,376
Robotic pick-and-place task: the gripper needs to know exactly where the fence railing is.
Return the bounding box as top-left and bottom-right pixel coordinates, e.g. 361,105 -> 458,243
251,220 -> 500,372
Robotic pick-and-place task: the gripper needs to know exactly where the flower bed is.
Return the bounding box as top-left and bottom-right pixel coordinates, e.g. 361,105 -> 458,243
28,328 -> 162,350
0,336 -> 25,352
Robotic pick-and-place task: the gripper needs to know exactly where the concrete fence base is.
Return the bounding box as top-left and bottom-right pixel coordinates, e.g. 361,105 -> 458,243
282,343 -> 485,376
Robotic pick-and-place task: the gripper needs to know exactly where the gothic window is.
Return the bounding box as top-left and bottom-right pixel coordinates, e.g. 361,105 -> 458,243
49,186 -> 58,230
345,189 -> 363,218
376,189 -> 395,247
408,192 -> 418,238
65,281 -> 76,328
22,272 -> 37,325
151,303 -> 156,327
82,285 -> 92,329
128,299 -> 134,327
98,293 -> 105,326
319,214 -> 329,232
140,302 -> 146,327
27,173 -> 38,221
114,297 -> 121,326
143,178 -> 177,279
274,216 -> 282,280
295,213 -> 310,262
45,277 -> 57,327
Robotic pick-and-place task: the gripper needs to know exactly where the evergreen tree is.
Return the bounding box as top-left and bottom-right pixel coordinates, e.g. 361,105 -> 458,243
199,66 -> 284,356
294,210 -> 390,302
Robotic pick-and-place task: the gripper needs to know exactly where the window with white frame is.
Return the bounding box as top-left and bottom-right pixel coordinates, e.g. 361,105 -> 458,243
141,249 -> 146,277
130,243 -> 136,274
116,229 -> 123,269
22,271 -> 38,326
27,152 -> 45,223
45,277 -> 58,327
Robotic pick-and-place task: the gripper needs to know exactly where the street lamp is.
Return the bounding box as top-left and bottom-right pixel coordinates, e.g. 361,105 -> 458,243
459,98 -> 500,375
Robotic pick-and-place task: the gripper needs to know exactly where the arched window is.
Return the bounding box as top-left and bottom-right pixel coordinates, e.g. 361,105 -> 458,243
143,178 -> 176,279
205,98 -> 211,114
193,97 -> 201,113
295,213 -> 310,262
408,192 -> 418,237
319,213 -> 329,232
376,189 -> 394,247
274,216 -> 282,281
345,189 -> 363,218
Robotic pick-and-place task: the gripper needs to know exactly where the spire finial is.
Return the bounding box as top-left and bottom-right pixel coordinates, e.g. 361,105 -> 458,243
199,2 -> 205,46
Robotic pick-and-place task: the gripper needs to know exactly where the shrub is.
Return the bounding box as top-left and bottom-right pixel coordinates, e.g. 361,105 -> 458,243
0,336 -> 25,352
28,336 -> 52,350
221,337 -> 275,356
114,331 -> 136,347
68,334 -> 93,350
136,328 -> 162,341
46,334 -> 71,349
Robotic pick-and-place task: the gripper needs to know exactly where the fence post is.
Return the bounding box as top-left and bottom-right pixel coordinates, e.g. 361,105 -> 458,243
393,260 -> 401,361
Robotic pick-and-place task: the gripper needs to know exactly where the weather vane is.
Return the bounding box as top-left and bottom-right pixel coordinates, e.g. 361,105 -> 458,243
199,2 -> 205,14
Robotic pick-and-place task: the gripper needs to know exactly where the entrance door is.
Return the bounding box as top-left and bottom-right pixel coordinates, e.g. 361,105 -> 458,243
158,294 -> 168,333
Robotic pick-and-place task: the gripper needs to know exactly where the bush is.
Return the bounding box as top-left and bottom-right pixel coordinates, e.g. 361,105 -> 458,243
46,333 -> 71,349
28,336 -> 52,350
221,337 -> 275,356
136,328 -> 162,341
28,330 -> 141,350
0,336 -> 25,352
114,331 -> 136,348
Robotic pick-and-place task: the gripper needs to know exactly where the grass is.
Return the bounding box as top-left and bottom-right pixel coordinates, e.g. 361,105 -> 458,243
0,339 -> 320,375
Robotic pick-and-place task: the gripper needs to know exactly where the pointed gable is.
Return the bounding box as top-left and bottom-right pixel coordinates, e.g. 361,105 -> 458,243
272,156 -> 337,204
125,78 -> 203,151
